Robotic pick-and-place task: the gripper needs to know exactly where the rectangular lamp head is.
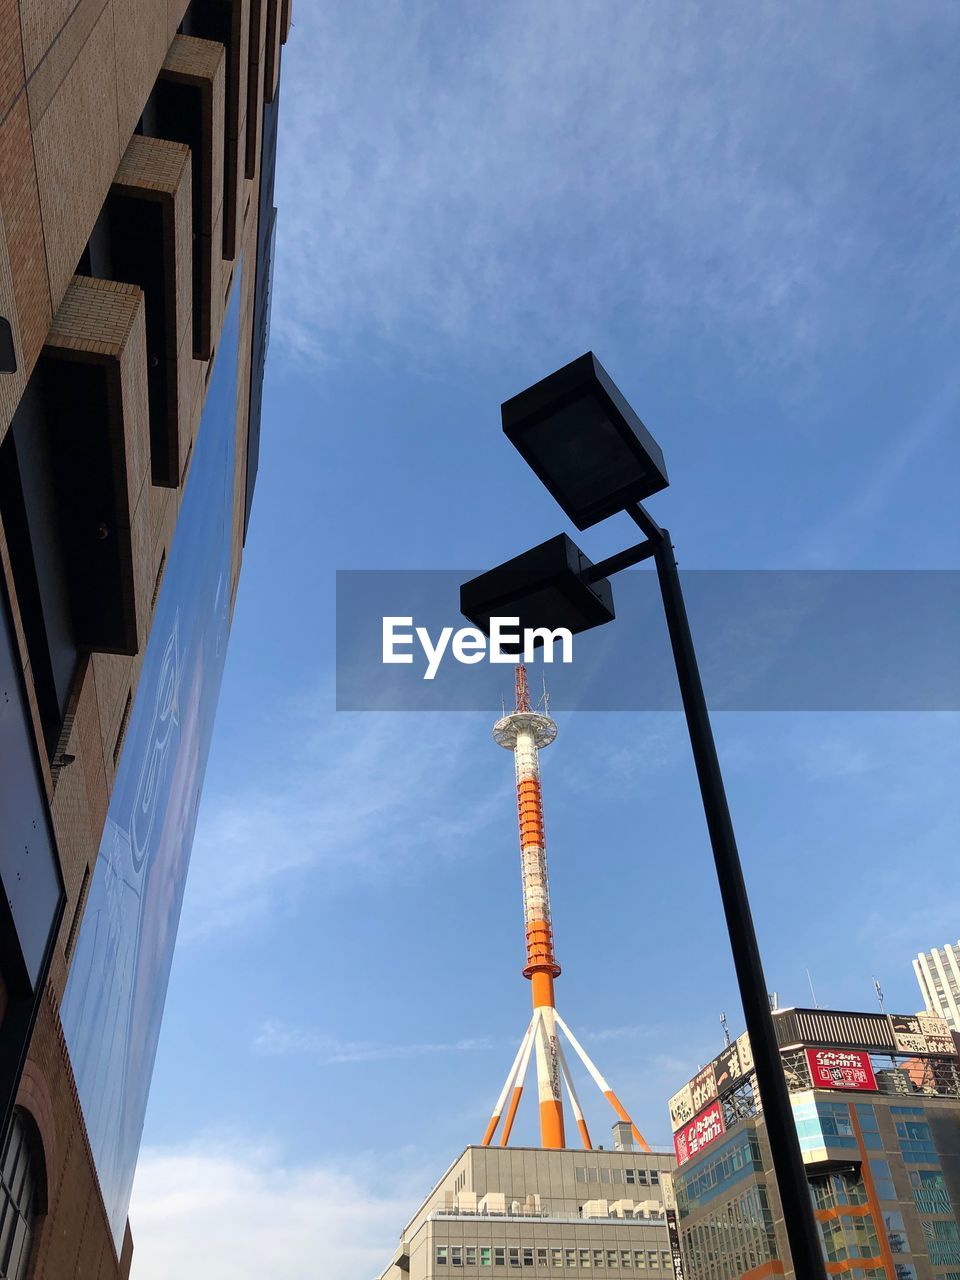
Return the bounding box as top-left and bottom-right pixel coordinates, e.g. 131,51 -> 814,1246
460,533 -> 615,645
501,351 -> 668,530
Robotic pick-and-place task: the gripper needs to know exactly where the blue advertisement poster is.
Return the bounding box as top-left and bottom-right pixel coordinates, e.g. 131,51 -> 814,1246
60,267 -> 242,1249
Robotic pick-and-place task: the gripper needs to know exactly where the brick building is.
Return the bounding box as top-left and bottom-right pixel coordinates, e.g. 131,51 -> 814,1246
666,1007 -> 960,1279
0,0 -> 289,1272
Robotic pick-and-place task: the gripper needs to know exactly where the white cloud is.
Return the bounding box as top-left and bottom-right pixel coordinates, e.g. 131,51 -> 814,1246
273,2 -> 959,376
254,1019 -> 495,1063
181,701 -> 501,938
129,1140 -> 424,1280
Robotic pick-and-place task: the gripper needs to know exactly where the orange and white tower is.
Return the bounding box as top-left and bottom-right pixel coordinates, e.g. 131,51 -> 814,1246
481,666 -> 651,1153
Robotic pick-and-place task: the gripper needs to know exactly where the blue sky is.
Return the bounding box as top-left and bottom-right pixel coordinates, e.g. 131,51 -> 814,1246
127,4 -> 959,1277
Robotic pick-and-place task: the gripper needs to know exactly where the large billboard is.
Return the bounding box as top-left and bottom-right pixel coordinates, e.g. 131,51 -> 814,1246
59,271 -> 242,1249
890,1013 -> 957,1057
674,1099 -> 725,1166
806,1047 -> 877,1092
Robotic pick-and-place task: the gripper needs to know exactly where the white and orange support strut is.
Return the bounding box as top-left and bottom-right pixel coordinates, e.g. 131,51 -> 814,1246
480,666 -> 651,1153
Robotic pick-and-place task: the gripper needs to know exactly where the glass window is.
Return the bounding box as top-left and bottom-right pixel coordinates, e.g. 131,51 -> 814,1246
537,1248 -> 548,1267
481,1247 -> 492,1267
636,1169 -> 648,1185
452,1246 -> 463,1266
620,1250 -> 632,1269
588,1168 -> 599,1183
909,1168 -> 952,1213
871,1158 -> 896,1201
612,1168 -> 624,1184
894,1267 -> 917,1280
495,1247 -> 506,1266
576,1167 -> 587,1183
467,1247 -> 477,1265
633,1250 -> 645,1269
0,1117 -> 37,1280
661,1252 -> 671,1271
592,1250 -> 604,1267
883,1212 -> 908,1254
523,1248 -> 533,1267
509,1248 -> 520,1268
564,1249 -> 576,1268
650,1171 -> 659,1185
625,1169 -> 635,1184
551,1251 -> 562,1268
606,1250 -> 619,1268
646,1252 -> 657,1270
579,1249 -> 591,1268
437,1246 -> 449,1265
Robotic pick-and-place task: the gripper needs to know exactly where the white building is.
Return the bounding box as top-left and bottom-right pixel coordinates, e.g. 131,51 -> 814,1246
378,1130 -> 677,1279
914,941 -> 960,1032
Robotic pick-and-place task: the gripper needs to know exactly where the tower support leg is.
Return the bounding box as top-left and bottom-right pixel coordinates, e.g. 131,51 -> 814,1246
554,1012 -> 652,1153
481,1017 -> 536,1147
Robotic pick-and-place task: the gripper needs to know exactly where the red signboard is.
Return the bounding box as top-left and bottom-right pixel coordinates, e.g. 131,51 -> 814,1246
674,1099 -> 725,1166
806,1047 -> 877,1092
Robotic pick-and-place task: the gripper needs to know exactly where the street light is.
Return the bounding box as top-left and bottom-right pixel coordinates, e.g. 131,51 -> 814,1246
461,352 -> 828,1280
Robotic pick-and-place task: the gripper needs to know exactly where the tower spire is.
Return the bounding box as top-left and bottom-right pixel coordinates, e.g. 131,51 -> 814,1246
481,665 -> 651,1153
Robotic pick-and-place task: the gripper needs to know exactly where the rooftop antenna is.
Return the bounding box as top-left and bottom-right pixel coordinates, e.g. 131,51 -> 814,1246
873,977 -> 885,1013
805,968 -> 821,1009
720,1011 -> 731,1048
768,991 -> 779,1012
481,665 -> 650,1154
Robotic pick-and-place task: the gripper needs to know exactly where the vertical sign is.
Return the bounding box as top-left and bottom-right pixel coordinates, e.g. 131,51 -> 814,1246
661,1172 -> 687,1280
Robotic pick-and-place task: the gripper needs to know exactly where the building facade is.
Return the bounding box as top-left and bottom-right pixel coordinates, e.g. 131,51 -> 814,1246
667,1008 -> 960,1280
0,0 -> 289,1272
379,1137 -> 679,1280
915,946 -> 960,1033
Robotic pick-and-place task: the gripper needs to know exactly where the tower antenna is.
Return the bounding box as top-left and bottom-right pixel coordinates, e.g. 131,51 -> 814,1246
480,665 -> 650,1152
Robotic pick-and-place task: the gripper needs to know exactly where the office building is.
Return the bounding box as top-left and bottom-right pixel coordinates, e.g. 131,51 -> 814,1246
0,0 -> 289,1272
915,944 -> 960,1033
378,1137 -> 678,1280
667,1007 -> 960,1279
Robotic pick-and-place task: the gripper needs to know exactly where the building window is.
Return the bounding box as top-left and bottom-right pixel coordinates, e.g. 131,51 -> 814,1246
481,1247 -> 492,1266
625,1169 -> 635,1184
0,1113 -> 39,1280
606,1250 -> 618,1268
909,1168 -> 952,1214
871,1159 -> 897,1201
883,1211 -> 908,1254
522,1248 -> 533,1267
437,1247 -> 449,1265
650,1171 -> 659,1186
579,1249 -> 591,1267
636,1169 -> 647,1185
508,1248 -> 519,1268
452,1246 -> 462,1266
551,1250 -> 562,1267
564,1249 -> 576,1268
592,1250 -> 604,1268
661,1252 -> 671,1271
924,1218 -> 960,1267
467,1247 -> 477,1265
620,1250 -> 632,1268
537,1248 -> 548,1267
577,1167 -> 587,1183
856,1103 -> 883,1150
495,1247 -> 505,1266
633,1250 -> 645,1269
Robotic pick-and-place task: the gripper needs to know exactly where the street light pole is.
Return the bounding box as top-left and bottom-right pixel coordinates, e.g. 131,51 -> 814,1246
631,503 -> 827,1279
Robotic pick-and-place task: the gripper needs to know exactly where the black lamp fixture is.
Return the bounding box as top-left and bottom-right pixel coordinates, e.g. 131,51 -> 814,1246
501,351 -> 668,531
462,353 -> 829,1280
